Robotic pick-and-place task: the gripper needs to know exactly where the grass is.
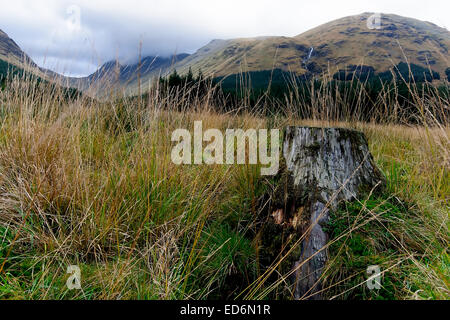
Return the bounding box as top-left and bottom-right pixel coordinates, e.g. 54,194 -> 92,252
324,193 -> 447,299
0,69 -> 448,300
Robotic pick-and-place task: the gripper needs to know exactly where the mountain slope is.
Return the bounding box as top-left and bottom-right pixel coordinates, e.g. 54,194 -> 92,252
152,13 -> 449,87
69,53 -> 190,96
1,27 -> 190,97
0,29 -> 32,66
0,29 -> 64,81
3,12 -> 450,97
294,13 -> 449,76
0,29 -> 85,100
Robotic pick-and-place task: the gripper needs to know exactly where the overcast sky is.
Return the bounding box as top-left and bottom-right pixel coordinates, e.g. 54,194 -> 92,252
0,0 -> 448,77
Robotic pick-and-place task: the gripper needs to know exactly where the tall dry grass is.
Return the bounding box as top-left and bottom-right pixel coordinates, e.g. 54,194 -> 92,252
0,68 -> 448,299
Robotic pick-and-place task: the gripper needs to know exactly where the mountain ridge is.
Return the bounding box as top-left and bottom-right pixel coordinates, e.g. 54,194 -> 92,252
169,13 -> 449,76
1,12 -> 449,97
118,13 -> 448,95
67,53 -> 190,96
0,29 -> 32,66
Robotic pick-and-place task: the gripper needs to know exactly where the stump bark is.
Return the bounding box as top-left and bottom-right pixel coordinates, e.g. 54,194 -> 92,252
268,126 -> 385,299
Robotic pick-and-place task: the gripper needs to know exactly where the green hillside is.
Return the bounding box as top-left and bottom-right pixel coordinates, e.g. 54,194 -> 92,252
0,58 -> 82,100
127,12 -> 449,96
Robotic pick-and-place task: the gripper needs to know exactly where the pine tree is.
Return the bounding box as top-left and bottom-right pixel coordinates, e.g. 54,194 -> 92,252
186,67 -> 194,84
168,69 -> 181,87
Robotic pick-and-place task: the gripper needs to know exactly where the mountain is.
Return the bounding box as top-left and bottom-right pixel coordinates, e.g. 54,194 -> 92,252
0,28 -> 46,79
2,12 -> 450,97
0,29 -> 33,66
0,29 -> 84,100
294,13 -> 449,76
70,53 -> 190,96
0,29 -> 63,81
0,27 -> 191,97
152,13 -> 449,86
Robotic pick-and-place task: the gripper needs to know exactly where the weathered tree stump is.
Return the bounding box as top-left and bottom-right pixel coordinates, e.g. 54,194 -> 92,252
266,126 -> 385,299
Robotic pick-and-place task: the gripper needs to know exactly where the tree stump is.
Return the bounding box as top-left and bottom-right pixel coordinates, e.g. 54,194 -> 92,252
267,126 -> 385,299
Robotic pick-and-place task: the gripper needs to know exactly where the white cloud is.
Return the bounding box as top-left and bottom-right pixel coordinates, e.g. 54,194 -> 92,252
0,0 -> 448,76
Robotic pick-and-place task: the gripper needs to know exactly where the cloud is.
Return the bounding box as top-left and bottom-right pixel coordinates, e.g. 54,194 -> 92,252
0,0 -> 448,76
